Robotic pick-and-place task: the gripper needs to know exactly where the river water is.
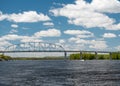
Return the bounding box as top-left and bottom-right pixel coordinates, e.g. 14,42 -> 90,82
0,60 -> 120,86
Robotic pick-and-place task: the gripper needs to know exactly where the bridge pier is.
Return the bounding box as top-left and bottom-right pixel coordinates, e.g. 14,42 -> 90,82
0,52 -> 4,56
95,52 -> 98,59
80,51 -> 82,60
64,51 -> 67,59
109,52 -> 112,60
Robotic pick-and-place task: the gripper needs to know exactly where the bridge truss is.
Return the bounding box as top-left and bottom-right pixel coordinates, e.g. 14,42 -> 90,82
4,42 -> 65,52
0,42 -> 65,58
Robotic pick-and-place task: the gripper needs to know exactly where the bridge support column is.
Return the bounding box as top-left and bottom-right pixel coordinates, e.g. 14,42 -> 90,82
1,52 -> 4,56
109,52 -> 112,60
95,52 -> 98,59
64,51 -> 67,59
80,51 -> 82,60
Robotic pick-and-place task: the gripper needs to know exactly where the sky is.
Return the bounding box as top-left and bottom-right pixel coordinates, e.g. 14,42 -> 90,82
0,0 -> 120,51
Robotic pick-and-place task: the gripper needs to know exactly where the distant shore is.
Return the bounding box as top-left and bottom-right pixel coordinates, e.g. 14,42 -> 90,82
0,54 -> 12,61
12,57 -> 65,60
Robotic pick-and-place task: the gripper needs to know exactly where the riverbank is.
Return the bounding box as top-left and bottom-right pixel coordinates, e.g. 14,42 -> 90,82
70,52 -> 120,60
0,54 -> 12,61
12,57 -> 65,60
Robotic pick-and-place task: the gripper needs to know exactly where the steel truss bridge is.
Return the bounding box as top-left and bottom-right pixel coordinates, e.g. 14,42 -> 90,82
0,42 -> 119,59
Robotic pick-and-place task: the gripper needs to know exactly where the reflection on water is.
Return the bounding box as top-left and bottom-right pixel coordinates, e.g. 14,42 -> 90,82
0,60 -> 120,86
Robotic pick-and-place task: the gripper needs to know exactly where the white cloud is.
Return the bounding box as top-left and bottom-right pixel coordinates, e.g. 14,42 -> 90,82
0,34 -> 28,41
63,43 -> 86,50
43,22 -> 54,26
50,0 -> 120,30
0,40 -> 12,50
11,24 -> 18,28
9,29 -> 18,33
103,33 -> 117,38
77,34 -> 94,38
68,37 -> 107,50
0,34 -> 43,47
91,0 -> 120,13
0,11 -> 7,21
59,39 -> 65,44
115,45 -> 120,51
0,11 -> 51,23
69,37 -> 89,44
75,39 -> 90,44
0,34 -> 43,50
53,2 -> 65,6
89,40 -> 108,50
22,27 -> 31,30
34,28 -> 61,37
0,34 -> 38,42
69,37 -> 80,42
0,29 -> 61,44
64,30 -> 94,38
0,40 -> 11,47
20,38 -> 43,43
0,34 -> 44,45
64,30 -> 92,35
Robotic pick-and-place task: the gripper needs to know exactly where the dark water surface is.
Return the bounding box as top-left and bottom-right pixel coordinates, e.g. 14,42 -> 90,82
0,60 -> 120,86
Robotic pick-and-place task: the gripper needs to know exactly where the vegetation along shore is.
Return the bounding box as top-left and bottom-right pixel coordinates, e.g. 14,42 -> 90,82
0,54 -> 12,61
70,52 -> 120,60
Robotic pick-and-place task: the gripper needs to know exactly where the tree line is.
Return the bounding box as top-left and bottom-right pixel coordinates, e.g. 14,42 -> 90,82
70,52 -> 120,60
0,54 -> 12,61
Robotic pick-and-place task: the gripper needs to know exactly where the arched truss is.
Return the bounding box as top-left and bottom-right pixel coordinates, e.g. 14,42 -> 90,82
5,42 -> 65,52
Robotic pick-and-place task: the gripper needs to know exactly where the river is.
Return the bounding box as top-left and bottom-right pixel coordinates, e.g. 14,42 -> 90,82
0,60 -> 120,86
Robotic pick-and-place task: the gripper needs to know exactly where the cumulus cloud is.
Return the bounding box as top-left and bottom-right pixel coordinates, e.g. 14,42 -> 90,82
20,38 -> 43,43
89,40 -> 108,50
64,30 -> 94,38
34,28 -> 61,37
0,40 -> 12,50
69,37 -> 108,50
0,34 -> 44,50
103,33 -> 117,38
63,43 -> 86,50
115,45 -> 120,51
11,24 -> 18,28
0,29 -> 60,50
43,22 -> 54,26
0,34 -> 28,41
91,0 -> 120,13
69,37 -> 80,42
59,39 -> 65,44
50,0 -> 120,30
0,11 -> 7,21
9,29 -> 18,33
0,11 -> 51,23
64,30 -> 92,35
0,34 -> 43,44
0,29 -> 61,43
76,34 -> 94,38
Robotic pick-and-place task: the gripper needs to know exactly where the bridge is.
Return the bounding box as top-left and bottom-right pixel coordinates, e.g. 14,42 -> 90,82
0,42 -> 119,59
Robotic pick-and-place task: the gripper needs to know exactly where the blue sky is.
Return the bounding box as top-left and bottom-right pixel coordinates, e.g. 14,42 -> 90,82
0,0 -> 120,51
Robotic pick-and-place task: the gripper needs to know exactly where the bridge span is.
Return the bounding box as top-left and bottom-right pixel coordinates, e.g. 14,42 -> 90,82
0,42 -> 119,59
